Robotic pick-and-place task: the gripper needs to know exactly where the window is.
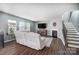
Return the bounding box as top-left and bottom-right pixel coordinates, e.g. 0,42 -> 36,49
8,20 -> 16,34
19,22 -> 25,31
19,21 -> 30,31
25,23 -> 30,31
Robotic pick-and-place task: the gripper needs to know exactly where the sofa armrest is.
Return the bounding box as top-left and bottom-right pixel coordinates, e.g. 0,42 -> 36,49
41,37 -> 46,42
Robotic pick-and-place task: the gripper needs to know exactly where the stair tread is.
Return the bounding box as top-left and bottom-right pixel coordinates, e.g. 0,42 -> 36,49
67,40 -> 79,42
67,28 -> 75,29
66,26 -> 74,27
67,38 -> 79,41
67,31 -> 78,33
67,35 -> 79,37
68,44 -> 79,48
67,37 -> 79,38
67,38 -> 79,40
64,23 -> 72,25
67,39 -> 79,41
67,33 -> 79,36
67,29 -> 77,32
67,33 -> 79,35
67,32 -> 77,33
66,28 -> 75,29
66,25 -> 74,27
67,29 -> 76,30
66,27 -> 74,28
67,32 -> 79,34
68,41 -> 79,44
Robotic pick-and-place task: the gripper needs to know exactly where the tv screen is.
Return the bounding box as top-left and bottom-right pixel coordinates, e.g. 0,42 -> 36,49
38,23 -> 46,28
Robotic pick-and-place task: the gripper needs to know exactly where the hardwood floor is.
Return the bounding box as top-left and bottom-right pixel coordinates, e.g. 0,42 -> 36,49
0,38 -> 79,55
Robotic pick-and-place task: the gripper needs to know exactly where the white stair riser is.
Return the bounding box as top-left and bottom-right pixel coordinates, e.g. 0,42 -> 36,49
67,37 -> 79,40
67,33 -> 79,34
65,22 -> 79,48
68,41 -> 79,44
67,35 -> 79,37
67,31 -> 77,33
67,30 -> 76,31
67,32 -> 79,34
67,28 -> 76,29
66,26 -> 74,27
66,25 -> 74,27
67,39 -> 79,41
68,44 -> 79,48
66,28 -> 75,29
67,28 -> 75,29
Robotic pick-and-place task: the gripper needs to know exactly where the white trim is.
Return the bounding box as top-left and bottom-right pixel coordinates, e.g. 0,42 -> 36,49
68,44 -> 79,48
8,20 -> 16,23
4,39 -> 15,43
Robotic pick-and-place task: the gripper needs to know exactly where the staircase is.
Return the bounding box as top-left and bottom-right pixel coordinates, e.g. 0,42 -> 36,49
64,22 -> 79,48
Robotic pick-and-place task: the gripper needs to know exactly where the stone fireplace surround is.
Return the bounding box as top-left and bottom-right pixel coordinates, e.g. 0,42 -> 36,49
37,29 -> 57,38
37,29 -> 47,36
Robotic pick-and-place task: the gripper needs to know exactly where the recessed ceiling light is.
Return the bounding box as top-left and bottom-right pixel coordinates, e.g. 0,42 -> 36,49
39,17 -> 43,18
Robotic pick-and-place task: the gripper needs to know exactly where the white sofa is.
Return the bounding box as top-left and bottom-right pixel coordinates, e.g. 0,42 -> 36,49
15,31 -> 52,50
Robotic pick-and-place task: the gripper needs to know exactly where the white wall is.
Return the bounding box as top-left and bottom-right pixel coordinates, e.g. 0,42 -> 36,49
36,18 -> 62,34
0,3 -> 79,45
36,11 -> 79,45
0,3 -> 78,21
70,11 -> 79,32
36,18 -> 65,44
36,10 -> 77,45
0,11 -> 36,42
35,4 -> 79,45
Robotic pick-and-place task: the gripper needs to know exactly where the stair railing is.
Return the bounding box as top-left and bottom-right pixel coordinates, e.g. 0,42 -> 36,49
62,21 -> 68,47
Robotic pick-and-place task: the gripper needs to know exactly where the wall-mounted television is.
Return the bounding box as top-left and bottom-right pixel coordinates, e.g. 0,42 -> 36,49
38,23 -> 46,29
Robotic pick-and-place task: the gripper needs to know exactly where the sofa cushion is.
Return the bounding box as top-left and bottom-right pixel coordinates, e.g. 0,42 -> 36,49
41,37 -> 46,41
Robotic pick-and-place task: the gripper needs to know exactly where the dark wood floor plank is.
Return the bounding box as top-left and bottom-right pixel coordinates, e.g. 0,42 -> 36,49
0,38 -> 79,55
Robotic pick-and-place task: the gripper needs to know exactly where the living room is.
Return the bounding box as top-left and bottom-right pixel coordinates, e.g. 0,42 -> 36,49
0,3 -> 79,55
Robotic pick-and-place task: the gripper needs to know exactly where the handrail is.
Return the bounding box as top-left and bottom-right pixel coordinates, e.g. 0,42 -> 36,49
62,21 -> 67,47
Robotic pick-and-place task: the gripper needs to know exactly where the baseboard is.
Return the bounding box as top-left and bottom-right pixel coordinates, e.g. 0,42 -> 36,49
4,39 -> 16,43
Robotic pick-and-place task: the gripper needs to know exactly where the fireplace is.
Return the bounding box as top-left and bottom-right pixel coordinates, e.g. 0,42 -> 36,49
52,30 -> 57,38
37,30 -> 47,36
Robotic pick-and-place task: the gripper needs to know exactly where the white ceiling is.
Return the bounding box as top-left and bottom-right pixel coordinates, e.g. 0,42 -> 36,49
0,3 -> 79,21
